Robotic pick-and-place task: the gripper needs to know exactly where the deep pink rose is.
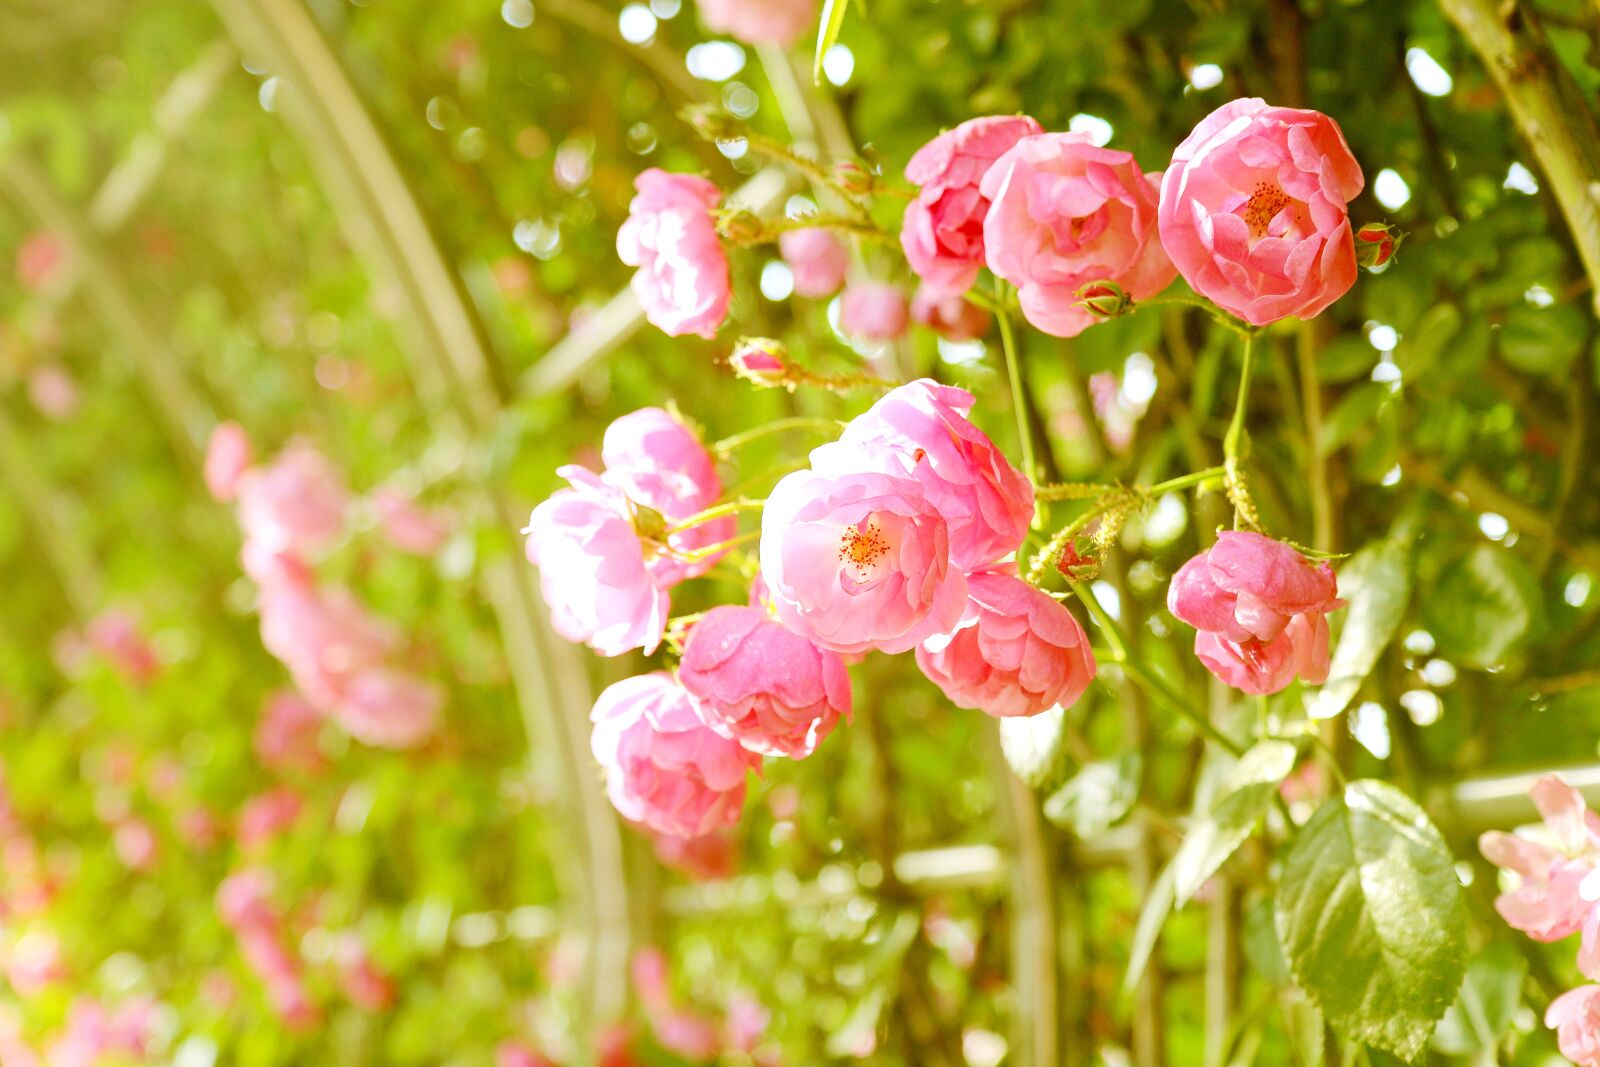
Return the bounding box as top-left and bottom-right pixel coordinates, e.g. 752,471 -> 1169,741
758,464 -> 968,655
237,441 -> 350,559
901,115 -> 1044,295
600,407 -> 733,584
813,379 -> 1033,571
524,465 -> 671,657
254,690 -> 326,774
258,577 -> 398,708
778,227 -> 848,298
678,605 -> 852,758
334,668 -> 443,749
589,673 -> 761,839
916,568 -> 1096,717
205,421 -> 254,502
372,487 -> 450,556
1167,532 -> 1343,694
698,0 -> 816,45
911,285 -> 990,341
839,282 -> 909,342
1158,97 -> 1364,326
617,169 -> 730,338
1549,985 -> 1600,1067
729,339 -> 786,385
981,132 -> 1176,337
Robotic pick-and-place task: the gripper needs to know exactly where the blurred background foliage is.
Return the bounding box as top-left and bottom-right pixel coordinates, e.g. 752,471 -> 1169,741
0,0 -> 1598,1064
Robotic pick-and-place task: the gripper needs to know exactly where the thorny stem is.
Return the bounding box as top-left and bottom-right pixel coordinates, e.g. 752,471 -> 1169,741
661,498 -> 766,535
711,417 -> 842,455
1136,294 -> 1255,339
661,528 -> 763,562
1223,331 -> 1262,531
1026,467 -> 1226,580
719,210 -> 895,246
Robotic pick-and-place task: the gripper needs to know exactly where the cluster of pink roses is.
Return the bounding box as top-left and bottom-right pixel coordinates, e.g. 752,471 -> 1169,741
206,423 -> 443,751
619,96 -> 1365,341
1481,775 -> 1600,1064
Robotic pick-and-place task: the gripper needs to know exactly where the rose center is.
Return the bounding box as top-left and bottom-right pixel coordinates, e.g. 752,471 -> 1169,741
838,521 -> 890,579
1242,182 -> 1290,238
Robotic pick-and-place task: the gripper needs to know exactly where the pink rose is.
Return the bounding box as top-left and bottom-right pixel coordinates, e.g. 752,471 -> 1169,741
589,673 -> 761,839
839,282 -> 909,342
911,285 -> 990,341
813,379 -> 1033,571
236,787 -> 304,847
334,668 -> 443,749
254,690 -> 326,775
678,605 -> 852,758
1158,98 -> 1364,326
729,339 -> 786,385
1549,985 -> 1600,1067
778,227 -> 848,298
217,868 -> 277,930
617,169 -> 730,339
981,132 -> 1176,337
697,0 -> 816,45
758,465 -> 968,655
916,568 -> 1096,717
524,465 -> 671,656
237,441 -> 350,559
85,610 -> 160,685
1167,532 -> 1343,695
1480,775 -> 1600,957
652,827 -> 739,881
372,487 -> 450,556
258,577 -> 398,708
600,407 -> 733,584
111,820 -> 158,873
901,115 -> 1044,295
205,421 -> 254,502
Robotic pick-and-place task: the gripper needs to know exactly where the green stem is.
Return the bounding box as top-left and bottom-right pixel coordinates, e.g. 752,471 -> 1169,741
994,281 -> 1039,500
665,528 -> 763,562
661,498 -> 765,536
1148,466 -> 1227,496
1137,294 -> 1255,338
712,417 -> 841,455
1223,332 -> 1261,531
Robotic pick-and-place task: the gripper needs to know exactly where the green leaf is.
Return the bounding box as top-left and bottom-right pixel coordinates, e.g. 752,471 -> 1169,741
1043,752 -> 1140,837
1432,944 -> 1526,1056
1275,780 -> 1468,1061
1310,537 -> 1413,720
999,706 -> 1070,790
1318,383 -> 1388,458
1421,544 -> 1541,669
1171,739 -> 1298,905
813,0 -> 852,84
1123,860 -> 1177,996
1500,302 -> 1587,377
1393,303 -> 1461,382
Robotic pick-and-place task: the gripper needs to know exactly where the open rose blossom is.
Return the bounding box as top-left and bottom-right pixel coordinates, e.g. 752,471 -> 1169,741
1549,985 -> 1600,1066
525,466 -> 670,656
1167,531 -> 1342,695
236,441 -> 350,558
901,115 -> 1044,295
600,407 -> 733,584
1158,98 -> 1364,326
812,379 -> 1033,571
1480,775 -> 1600,963
590,673 -> 761,839
839,282 -> 909,342
678,605 -> 852,758
778,227 -> 848,298
205,421 -> 254,502
916,567 -> 1096,717
759,464 -> 968,656
698,0 -> 816,46
617,169 -> 730,338
981,132 -> 1176,337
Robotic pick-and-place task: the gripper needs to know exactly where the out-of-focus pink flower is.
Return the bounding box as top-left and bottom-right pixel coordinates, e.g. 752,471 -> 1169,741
901,116 -> 1044,295
237,787 -> 304,847
916,567 -> 1096,717
48,997 -> 155,1067
653,1011 -> 723,1060
1158,98 -> 1364,326
725,993 -> 770,1052
334,669 -> 443,750
254,690 -> 326,775
653,827 -> 739,881
372,487 -> 450,557
698,0 -> 816,45
1481,775 -> 1600,956
85,610 -> 160,685
590,673 -> 761,840
981,132 -> 1175,337
839,282 -> 909,342
2,929 -> 65,998
525,466 -> 670,657
112,819 -> 159,872
617,169 -> 730,339
25,364 -> 78,422
495,1041 -> 558,1067
600,407 -> 732,585
778,227 -> 848,298
678,605 -> 851,758
237,441 -> 350,559
217,868 -> 277,931
1167,532 -> 1342,695
205,422 -> 254,502
335,935 -> 395,1012
1549,985 -> 1600,1066
15,234 -> 65,292
911,285 -> 990,341
176,808 -> 226,851
258,578 -> 399,709
630,947 -> 672,1009
813,379 -> 1033,571
759,464 -> 967,655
